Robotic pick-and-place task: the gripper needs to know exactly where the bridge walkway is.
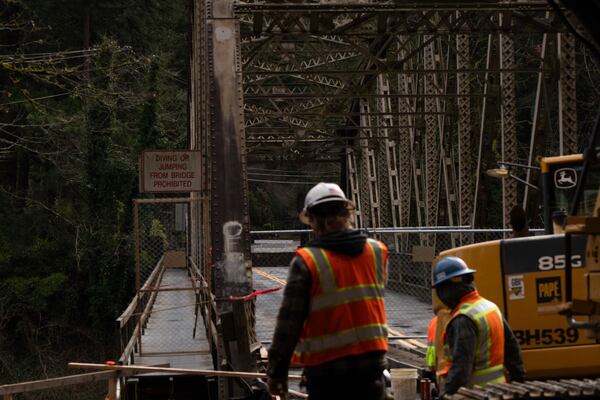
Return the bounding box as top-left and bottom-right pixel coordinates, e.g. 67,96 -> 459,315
252,266 -> 430,350
135,266 -> 213,372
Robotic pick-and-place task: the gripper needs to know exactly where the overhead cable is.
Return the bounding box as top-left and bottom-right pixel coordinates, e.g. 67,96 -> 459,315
248,171 -> 337,179
248,178 -> 321,185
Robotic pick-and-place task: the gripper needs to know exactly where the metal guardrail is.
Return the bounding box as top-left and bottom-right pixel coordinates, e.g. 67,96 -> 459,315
188,257 -> 216,353
250,227 -> 545,234
250,227 -> 547,345
117,255 -> 165,365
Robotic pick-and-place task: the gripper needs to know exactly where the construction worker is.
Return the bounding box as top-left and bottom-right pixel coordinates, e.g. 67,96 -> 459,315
431,256 -> 525,397
509,206 -> 531,238
267,182 -> 389,400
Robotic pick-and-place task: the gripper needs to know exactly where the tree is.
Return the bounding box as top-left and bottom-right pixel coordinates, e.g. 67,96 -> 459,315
0,0 -> 189,386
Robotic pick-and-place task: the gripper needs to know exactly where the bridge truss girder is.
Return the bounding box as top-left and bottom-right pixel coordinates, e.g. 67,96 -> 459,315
190,1 -> 580,397
236,4 -> 575,229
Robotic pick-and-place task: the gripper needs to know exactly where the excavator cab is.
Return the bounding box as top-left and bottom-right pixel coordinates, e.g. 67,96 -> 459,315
542,153 -> 600,231
541,154 -> 584,233
560,148 -> 600,341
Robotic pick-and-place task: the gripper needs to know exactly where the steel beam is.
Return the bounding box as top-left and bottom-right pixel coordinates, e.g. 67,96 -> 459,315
346,149 -> 363,228
558,32 -> 577,155
397,38 -> 417,230
205,1 -> 257,396
375,76 -> 394,230
359,99 -> 381,228
500,28 -> 518,230
456,30 -> 473,231
235,5 -> 564,35
423,36 -> 441,231
523,28 -> 549,209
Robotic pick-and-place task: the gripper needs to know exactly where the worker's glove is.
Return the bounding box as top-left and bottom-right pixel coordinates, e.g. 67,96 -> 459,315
267,376 -> 288,398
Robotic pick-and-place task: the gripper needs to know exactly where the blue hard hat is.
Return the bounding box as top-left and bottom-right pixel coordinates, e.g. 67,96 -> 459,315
432,256 -> 477,287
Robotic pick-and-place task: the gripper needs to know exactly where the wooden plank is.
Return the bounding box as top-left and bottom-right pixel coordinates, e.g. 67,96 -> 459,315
106,377 -> 117,400
69,362 -> 303,380
136,354 -> 214,371
0,371 -> 117,395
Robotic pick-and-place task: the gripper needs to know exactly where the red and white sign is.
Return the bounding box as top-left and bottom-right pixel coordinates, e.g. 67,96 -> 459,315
140,150 -> 201,193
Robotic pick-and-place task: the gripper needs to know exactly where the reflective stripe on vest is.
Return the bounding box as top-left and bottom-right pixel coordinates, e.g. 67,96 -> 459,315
367,238 -> 385,284
291,239 -> 388,366
294,324 -> 388,354
470,364 -> 506,386
440,291 -> 506,388
425,345 -> 436,369
312,284 -> 385,311
302,246 -> 336,292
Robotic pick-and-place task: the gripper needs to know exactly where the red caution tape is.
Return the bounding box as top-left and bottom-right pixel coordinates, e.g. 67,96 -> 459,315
228,287 -> 282,301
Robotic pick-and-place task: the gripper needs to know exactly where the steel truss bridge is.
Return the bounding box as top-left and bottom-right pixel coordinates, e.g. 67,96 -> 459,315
187,0 -> 583,398
0,2 -> 590,400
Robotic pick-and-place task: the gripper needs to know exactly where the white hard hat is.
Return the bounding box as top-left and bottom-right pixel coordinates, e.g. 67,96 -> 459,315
299,182 -> 353,224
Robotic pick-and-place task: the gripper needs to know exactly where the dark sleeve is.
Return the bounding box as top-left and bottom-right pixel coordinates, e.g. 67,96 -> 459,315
443,315 -> 477,395
267,256 -> 311,379
503,317 -> 525,382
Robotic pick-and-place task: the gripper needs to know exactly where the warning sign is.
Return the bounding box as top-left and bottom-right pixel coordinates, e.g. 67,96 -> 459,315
140,150 -> 202,193
508,274 -> 525,300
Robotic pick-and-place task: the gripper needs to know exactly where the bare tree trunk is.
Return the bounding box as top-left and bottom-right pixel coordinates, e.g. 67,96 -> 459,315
83,3 -> 92,80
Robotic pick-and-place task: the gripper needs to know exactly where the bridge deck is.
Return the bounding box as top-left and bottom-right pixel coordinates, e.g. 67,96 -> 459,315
133,264 -> 429,375
253,267 -> 431,348
136,267 -> 213,372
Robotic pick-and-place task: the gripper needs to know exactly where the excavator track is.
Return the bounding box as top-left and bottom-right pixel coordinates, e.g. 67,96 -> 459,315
449,378 -> 600,400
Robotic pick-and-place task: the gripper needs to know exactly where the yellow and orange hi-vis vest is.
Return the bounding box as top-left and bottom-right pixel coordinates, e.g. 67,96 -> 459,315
290,238 -> 388,366
425,316 -> 438,369
437,290 -> 506,388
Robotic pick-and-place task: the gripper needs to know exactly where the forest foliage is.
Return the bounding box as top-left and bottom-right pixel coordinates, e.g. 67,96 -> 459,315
0,0 -> 188,382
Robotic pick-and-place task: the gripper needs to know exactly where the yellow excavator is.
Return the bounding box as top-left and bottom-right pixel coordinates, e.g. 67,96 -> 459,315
436,153 -> 600,379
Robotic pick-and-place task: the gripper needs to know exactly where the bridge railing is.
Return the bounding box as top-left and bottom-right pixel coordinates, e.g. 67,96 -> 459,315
117,255 -> 166,364
188,256 -> 216,355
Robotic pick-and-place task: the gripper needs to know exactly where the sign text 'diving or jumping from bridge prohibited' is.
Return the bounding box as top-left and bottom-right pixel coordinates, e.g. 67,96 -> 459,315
139,150 -> 202,193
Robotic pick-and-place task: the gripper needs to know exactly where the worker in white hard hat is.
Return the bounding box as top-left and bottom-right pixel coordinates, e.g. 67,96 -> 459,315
267,182 -> 389,400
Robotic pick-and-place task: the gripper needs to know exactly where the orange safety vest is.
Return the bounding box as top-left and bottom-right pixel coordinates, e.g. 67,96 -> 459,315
290,238 -> 388,366
425,316 -> 437,369
437,290 -> 506,388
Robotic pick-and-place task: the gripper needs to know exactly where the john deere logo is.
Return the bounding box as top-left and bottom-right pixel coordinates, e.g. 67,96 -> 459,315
554,168 -> 577,189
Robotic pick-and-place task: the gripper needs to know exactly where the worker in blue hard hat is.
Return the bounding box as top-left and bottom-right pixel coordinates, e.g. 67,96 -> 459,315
432,256 -> 524,397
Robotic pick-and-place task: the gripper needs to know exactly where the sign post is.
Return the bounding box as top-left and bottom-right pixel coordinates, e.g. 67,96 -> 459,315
139,150 -> 202,193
